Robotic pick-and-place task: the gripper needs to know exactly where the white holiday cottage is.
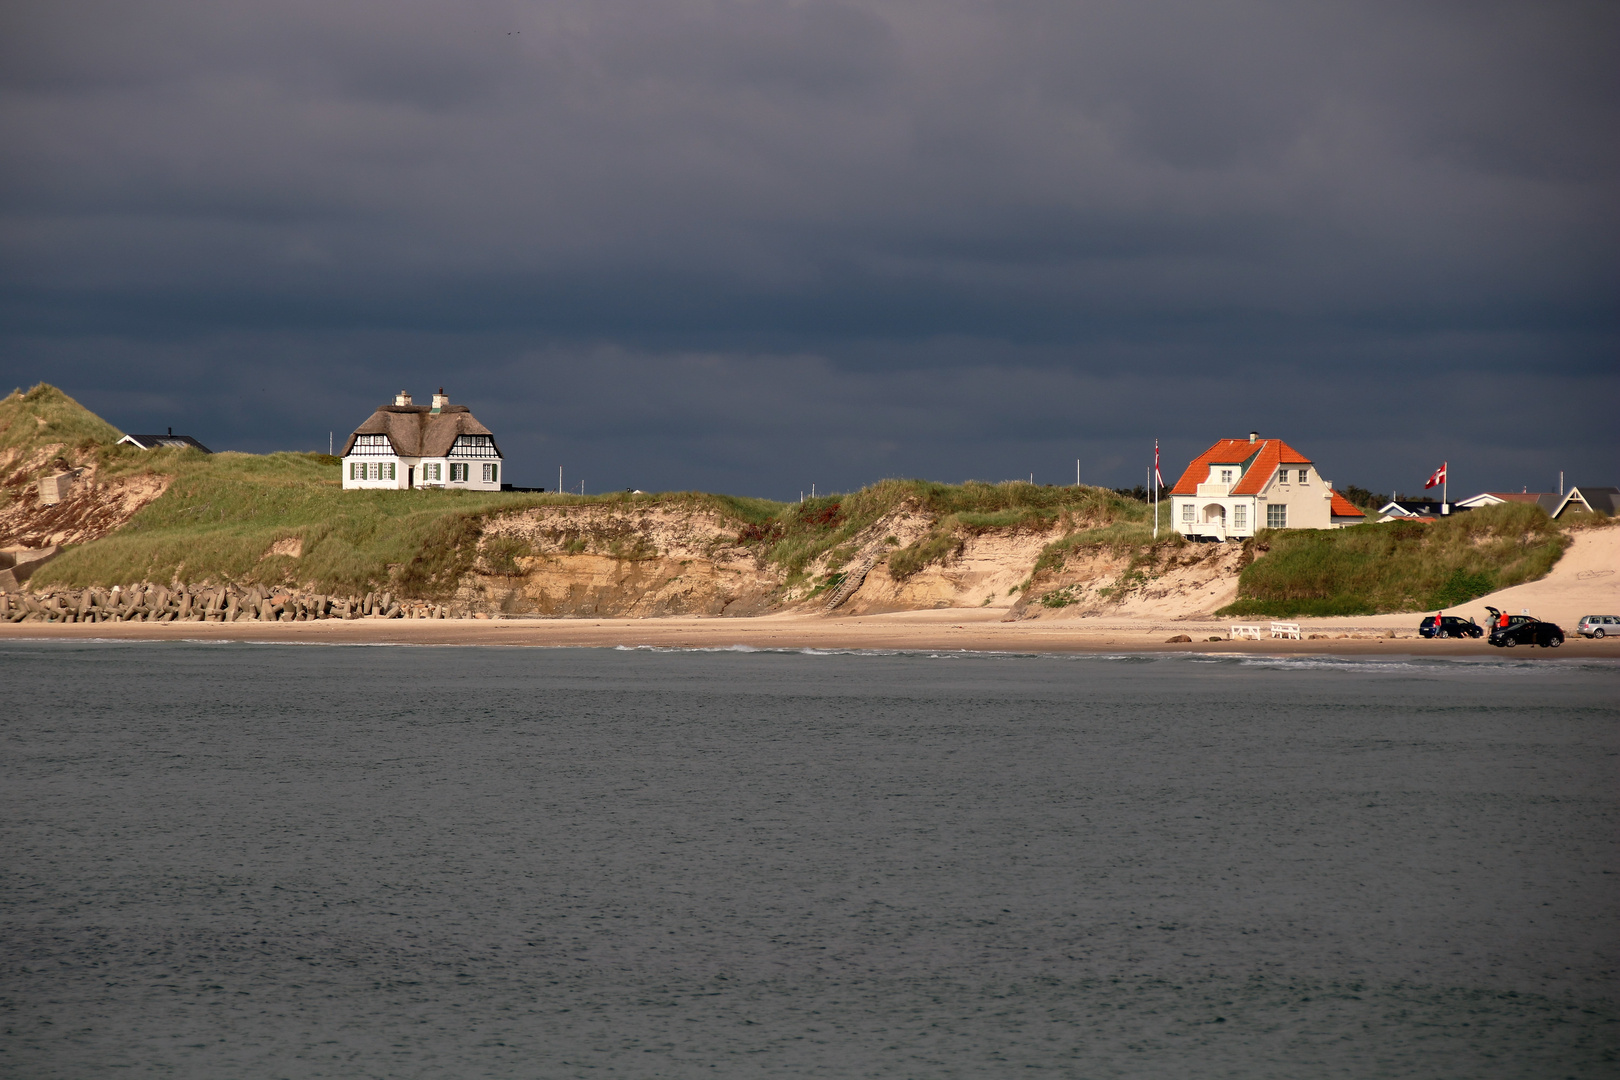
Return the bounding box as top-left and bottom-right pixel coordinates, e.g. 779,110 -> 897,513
1168,433 -> 1364,542
340,389 -> 503,491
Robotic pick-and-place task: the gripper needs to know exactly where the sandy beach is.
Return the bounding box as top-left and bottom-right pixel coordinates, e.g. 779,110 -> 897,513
6,606 -> 1620,657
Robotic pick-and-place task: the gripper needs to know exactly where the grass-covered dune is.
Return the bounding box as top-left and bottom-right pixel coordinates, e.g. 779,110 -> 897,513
30,450 -> 779,597
11,382 -> 1581,615
1220,501 -> 1566,617
0,384 -> 122,489
32,449 -> 1150,599
762,479 -> 1153,585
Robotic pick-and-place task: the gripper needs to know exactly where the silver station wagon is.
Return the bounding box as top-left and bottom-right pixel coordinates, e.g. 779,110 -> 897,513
1577,615 -> 1620,638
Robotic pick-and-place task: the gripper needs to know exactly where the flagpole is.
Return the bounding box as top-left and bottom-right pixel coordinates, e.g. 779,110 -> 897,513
1152,440 -> 1159,539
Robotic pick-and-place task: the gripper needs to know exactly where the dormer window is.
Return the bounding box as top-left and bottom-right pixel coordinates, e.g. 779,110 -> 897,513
351,434 -> 391,455
1219,469 -> 1234,483
448,434 -> 498,458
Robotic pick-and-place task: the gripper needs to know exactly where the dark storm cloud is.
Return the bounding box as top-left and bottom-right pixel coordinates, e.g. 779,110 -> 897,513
1,0 -> 1615,494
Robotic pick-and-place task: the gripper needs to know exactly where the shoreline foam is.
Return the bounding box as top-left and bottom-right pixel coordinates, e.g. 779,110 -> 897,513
5,610 -> 1619,658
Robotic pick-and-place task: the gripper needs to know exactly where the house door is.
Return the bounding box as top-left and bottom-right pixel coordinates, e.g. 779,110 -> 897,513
407,466 -> 415,488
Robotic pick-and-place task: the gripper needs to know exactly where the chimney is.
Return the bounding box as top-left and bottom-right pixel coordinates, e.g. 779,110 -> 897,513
1249,431 -> 1258,443
431,387 -> 447,415
394,390 -> 413,407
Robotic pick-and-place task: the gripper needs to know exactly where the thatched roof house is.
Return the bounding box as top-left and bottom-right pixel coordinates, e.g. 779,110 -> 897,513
340,389 -> 503,490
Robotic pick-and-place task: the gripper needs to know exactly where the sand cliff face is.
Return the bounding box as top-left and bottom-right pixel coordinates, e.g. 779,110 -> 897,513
455,505 -> 1247,620
842,529 -> 1063,614
462,506 -> 784,617
0,445 -> 172,548
1003,542 -> 1248,621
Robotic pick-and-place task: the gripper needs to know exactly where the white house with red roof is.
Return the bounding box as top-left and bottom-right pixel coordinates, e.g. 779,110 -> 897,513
1168,432 -> 1364,542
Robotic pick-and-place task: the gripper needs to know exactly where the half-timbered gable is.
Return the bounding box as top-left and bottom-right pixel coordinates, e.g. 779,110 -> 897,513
340,389 -> 504,491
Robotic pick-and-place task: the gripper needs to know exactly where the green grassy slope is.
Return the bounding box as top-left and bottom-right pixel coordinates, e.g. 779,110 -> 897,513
1219,501 -> 1566,617
32,450 -> 788,597
750,479 -> 1154,584
36,458 -> 1147,598
0,384 -> 124,498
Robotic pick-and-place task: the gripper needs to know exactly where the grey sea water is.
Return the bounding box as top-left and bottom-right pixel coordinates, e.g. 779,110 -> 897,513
1,642 -> 1616,1078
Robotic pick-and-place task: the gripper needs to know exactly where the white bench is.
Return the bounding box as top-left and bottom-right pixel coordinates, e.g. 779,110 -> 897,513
1270,621 -> 1302,639
1230,624 -> 1265,640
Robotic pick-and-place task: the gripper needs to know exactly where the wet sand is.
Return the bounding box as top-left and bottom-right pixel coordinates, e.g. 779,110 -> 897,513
6,608 -> 1619,657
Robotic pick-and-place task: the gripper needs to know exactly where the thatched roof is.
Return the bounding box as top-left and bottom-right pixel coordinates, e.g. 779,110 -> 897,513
339,404 -> 500,458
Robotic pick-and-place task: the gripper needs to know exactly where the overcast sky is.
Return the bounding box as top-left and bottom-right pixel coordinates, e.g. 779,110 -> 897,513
2,0 -> 1615,497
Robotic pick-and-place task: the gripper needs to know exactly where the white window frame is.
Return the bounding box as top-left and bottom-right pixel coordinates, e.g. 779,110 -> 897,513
449,435 -> 499,459
351,434 -> 391,455
1267,504 -> 1288,529
1220,469 -> 1233,483
1181,503 -> 1195,525
1298,468 -> 1309,484
483,462 -> 498,483
1233,505 -> 1247,530
450,462 -> 469,482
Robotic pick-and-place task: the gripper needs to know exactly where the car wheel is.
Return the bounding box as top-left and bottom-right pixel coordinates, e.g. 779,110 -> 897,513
1596,628 -> 1606,639
1503,637 -> 1516,647
1550,635 -> 1562,648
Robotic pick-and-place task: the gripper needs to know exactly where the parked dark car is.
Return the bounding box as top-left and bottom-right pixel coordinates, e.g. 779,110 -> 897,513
1418,615 -> 1483,639
1488,617 -> 1565,648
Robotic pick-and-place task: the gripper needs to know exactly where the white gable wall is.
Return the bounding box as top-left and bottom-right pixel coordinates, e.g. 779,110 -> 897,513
1171,455 -> 1345,539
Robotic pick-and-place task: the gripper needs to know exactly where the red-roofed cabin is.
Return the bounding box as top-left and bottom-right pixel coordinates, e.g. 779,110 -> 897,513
1168,432 -> 1365,541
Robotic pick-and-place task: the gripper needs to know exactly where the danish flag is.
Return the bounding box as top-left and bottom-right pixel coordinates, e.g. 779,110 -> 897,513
1154,441 -> 1163,488
1424,462 -> 1447,490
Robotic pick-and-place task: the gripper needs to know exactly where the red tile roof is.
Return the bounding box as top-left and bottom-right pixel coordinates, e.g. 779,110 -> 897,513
1330,491 -> 1365,518
1169,438 -> 1312,497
